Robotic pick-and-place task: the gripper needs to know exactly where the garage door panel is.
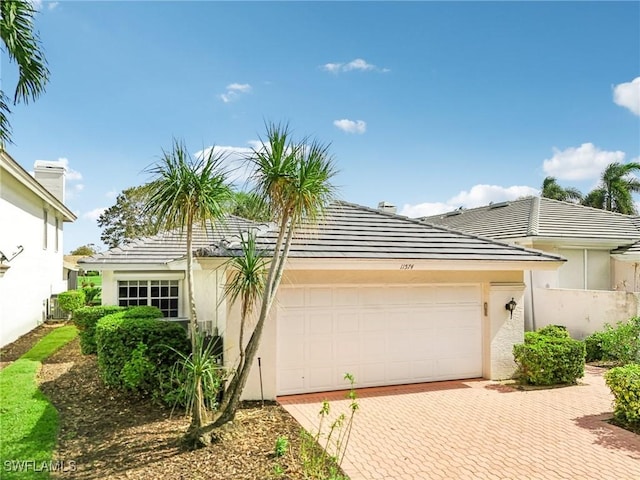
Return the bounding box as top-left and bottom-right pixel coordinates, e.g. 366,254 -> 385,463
363,312 -> 387,332
277,285 -> 482,395
336,313 -> 358,333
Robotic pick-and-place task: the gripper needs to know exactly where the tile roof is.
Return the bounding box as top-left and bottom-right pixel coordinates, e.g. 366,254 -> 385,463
422,197 -> 640,241
81,201 -> 562,266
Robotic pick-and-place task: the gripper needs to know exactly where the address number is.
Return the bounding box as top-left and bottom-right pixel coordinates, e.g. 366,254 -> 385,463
400,264 -> 414,270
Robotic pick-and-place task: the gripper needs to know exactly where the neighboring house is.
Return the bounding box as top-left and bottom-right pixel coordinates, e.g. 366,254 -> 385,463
0,151 -> 76,347
423,196 -> 640,338
80,201 -> 562,399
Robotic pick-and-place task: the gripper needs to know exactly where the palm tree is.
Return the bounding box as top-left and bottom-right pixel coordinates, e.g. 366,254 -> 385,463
0,0 -> 50,145
541,176 -> 583,202
582,162 -> 640,214
197,122 -> 338,444
143,139 -> 232,433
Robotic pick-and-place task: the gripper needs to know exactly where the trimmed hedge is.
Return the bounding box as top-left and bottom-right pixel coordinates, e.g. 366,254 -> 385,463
536,324 -> 570,339
57,290 -> 86,315
513,329 -> 585,385
73,306 -> 125,354
605,364 -> 640,425
95,309 -> 189,396
584,330 -> 607,362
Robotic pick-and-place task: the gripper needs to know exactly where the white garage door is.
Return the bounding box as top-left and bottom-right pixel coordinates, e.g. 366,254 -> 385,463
277,284 -> 483,395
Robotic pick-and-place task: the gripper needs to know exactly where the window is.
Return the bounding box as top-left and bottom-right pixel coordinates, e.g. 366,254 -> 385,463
118,280 -> 179,317
43,209 -> 48,249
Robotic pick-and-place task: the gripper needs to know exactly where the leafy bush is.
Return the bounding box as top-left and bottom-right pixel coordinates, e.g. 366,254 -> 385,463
57,290 -> 86,316
82,286 -> 102,306
600,317 -> 640,365
95,309 -> 189,398
513,329 -> 585,385
605,364 -> 640,425
537,324 -> 570,339
73,305 -> 124,354
584,330 -> 608,362
161,334 -> 224,411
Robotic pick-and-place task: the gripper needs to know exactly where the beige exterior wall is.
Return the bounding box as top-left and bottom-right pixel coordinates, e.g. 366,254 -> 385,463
533,287 -> 640,339
229,269 -> 525,400
0,172 -> 67,347
612,259 -> 640,292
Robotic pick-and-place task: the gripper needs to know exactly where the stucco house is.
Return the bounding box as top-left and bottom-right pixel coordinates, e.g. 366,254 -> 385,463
423,196 -> 640,338
0,151 -> 76,347
80,201 -> 562,399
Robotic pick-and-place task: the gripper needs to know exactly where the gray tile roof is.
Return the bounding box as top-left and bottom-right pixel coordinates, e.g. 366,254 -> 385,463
81,201 -> 562,266
80,216 -> 264,265
422,197 -> 640,242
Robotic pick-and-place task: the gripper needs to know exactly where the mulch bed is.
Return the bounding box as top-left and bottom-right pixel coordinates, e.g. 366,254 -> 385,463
4,324 -> 325,479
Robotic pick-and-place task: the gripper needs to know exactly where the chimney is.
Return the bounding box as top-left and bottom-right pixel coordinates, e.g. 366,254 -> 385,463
34,160 -> 66,203
377,201 -> 397,214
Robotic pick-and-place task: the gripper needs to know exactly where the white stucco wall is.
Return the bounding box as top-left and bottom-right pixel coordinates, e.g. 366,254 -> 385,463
612,259 -> 640,292
0,173 -> 66,347
533,287 -> 640,339
487,284 -> 525,380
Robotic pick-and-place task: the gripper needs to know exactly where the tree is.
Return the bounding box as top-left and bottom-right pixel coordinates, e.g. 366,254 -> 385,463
194,122 -> 337,446
229,190 -> 271,222
0,0 -> 50,145
69,244 -> 99,256
97,186 -> 157,249
143,139 -> 232,435
582,162 -> 640,214
540,176 -> 583,203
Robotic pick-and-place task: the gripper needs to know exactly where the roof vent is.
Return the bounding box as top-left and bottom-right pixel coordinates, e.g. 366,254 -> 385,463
377,201 -> 397,214
488,201 -> 510,209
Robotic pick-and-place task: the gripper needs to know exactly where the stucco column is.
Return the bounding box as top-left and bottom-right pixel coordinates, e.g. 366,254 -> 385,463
488,283 -> 525,380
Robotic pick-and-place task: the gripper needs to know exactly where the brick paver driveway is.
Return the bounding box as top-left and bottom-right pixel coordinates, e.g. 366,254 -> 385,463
279,366 -> 640,480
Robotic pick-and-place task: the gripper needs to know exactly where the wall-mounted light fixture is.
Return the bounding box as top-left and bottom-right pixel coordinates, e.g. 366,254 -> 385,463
505,297 -> 517,318
0,245 -> 24,263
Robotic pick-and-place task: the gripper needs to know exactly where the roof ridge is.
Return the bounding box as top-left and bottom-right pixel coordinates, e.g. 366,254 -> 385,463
527,196 -> 540,236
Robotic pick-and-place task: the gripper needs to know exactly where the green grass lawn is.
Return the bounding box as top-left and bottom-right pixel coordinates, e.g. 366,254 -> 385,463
78,275 -> 101,288
0,326 -> 78,479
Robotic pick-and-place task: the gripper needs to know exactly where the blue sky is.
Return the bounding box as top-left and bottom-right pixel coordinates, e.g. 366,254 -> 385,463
4,1 -> 640,252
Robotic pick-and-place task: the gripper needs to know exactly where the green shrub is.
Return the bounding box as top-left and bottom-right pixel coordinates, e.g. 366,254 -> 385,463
57,290 -> 86,316
537,324 -> 570,339
82,286 -> 102,306
73,305 -> 124,354
513,329 -> 585,385
584,330 -> 608,362
95,312 -> 189,398
121,305 -> 164,319
601,317 -> 640,365
605,364 -> 640,425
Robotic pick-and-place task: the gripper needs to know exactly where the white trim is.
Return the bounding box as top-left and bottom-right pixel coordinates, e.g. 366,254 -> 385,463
113,271 -> 185,281
284,258 -> 563,271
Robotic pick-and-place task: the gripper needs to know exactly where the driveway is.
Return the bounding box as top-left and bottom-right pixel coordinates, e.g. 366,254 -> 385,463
279,366 -> 640,480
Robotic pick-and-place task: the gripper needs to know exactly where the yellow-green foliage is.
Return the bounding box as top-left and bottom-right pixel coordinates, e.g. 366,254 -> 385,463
605,364 -> 640,424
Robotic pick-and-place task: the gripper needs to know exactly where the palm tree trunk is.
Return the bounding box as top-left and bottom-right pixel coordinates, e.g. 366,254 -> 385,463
204,215 -> 291,432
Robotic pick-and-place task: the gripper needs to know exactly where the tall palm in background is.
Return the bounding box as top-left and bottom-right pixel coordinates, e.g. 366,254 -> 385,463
197,122 -> 338,445
541,176 -> 583,202
582,162 -> 640,214
143,140 -> 232,431
0,0 -> 50,144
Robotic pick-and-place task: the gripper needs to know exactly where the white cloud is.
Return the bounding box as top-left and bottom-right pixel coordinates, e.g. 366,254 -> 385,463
333,119 -> 367,134
542,143 -> 625,181
195,144 -> 255,184
613,77 -> 640,116
400,184 -> 539,218
83,207 -> 106,221
105,190 -> 118,199
219,83 -> 252,103
29,0 -> 58,11
321,58 -> 389,74
48,2 -> 59,10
